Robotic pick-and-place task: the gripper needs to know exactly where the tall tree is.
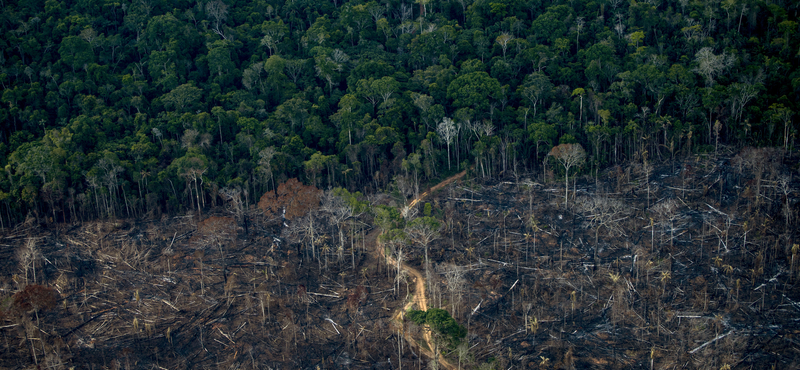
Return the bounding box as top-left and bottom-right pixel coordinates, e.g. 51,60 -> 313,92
161,83 -> 202,113
518,72 -> 553,118
260,20 -> 288,55
693,47 -> 735,87
205,0 -> 230,39
437,117 -> 457,170
406,215 -> 441,293
548,143 -> 586,207
768,103 -> 794,150
446,71 -> 501,115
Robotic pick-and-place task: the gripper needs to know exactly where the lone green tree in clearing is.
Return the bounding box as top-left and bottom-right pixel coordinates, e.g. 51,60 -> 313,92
548,143 -> 586,207
406,307 -> 466,368
406,308 -> 466,346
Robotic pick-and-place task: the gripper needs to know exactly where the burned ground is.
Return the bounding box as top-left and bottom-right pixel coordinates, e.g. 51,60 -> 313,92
0,213 -> 404,369
2,149 -> 800,369
414,150 -> 800,369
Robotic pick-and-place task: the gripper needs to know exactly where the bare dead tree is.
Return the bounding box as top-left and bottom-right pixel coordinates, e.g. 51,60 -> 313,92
194,249 -> 205,295
407,215 -> 440,263
320,190 -> 353,263
256,147 -> 276,192
17,237 -> 41,285
441,263 -> 466,319
220,186 -> 245,228
286,210 -> 323,262
205,0 -> 229,39
383,231 -> 407,295
406,216 -> 442,299
548,143 -> 587,207
437,117 -> 457,170
650,199 -> 681,248
732,147 -> 781,208
178,159 -> 207,217
394,174 -> 415,203
576,195 -> 628,245
191,216 -> 236,298
779,175 -> 793,227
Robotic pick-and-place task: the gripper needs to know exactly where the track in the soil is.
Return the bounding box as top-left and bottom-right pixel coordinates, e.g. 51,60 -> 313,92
377,169 -> 467,370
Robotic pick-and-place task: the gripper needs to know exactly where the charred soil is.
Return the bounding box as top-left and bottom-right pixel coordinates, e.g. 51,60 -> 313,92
2,149 -> 800,369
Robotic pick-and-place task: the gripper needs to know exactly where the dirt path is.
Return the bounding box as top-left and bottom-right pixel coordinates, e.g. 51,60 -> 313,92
386,248 -> 450,369
408,169 -> 467,209
378,170 -> 467,369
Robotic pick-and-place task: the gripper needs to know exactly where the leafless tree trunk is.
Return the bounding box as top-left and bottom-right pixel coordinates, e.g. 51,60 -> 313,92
17,238 -> 40,284
548,144 -> 587,207
576,195 -> 628,245
650,199 -> 681,248
442,264 -> 466,318
195,249 -> 205,295
205,0 -> 229,39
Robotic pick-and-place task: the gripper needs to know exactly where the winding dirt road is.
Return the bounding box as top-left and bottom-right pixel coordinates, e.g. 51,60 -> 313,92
376,170 -> 467,370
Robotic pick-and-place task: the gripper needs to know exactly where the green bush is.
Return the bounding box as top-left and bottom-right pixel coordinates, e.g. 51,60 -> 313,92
406,308 -> 466,347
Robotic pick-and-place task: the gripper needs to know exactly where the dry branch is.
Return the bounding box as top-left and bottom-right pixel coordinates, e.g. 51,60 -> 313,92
689,330 -> 734,354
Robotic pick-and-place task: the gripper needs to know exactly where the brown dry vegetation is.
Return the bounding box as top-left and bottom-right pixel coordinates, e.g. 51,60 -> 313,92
0,204 -> 399,368
416,148 -> 800,369
2,149 -> 800,369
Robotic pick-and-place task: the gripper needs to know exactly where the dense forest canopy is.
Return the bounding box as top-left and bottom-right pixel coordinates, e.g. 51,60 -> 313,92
0,0 -> 798,225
